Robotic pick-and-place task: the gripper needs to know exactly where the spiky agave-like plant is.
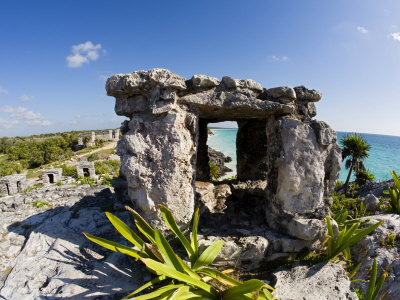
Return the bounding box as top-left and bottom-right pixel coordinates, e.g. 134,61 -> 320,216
83,205 -> 274,299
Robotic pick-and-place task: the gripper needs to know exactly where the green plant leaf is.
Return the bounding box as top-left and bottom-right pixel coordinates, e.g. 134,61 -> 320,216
105,212 -> 144,249
140,258 -> 218,297
125,206 -> 156,244
158,205 -> 195,259
154,229 -> 185,273
349,262 -> 362,280
125,284 -> 183,300
83,232 -> 147,259
191,206 -> 200,264
193,240 -> 224,270
222,279 -> 268,299
372,266 -> 388,300
365,258 -> 377,300
176,256 -> 201,280
123,275 -> 166,298
197,268 -> 241,287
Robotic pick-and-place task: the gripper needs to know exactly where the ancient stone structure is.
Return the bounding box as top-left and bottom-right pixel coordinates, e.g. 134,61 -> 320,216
0,175 -> 27,196
76,161 -> 96,178
106,69 -> 341,251
41,168 -> 62,185
77,129 -> 120,147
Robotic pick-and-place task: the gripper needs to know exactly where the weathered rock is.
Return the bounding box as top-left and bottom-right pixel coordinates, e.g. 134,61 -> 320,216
294,86 -> 322,102
0,184 -> 147,299
265,86 -> 296,100
362,194 -> 381,211
191,74 -> 220,88
199,235 -> 268,270
273,262 -> 358,299
351,214 -> 400,299
107,69 -> 341,242
208,147 -> 232,176
117,106 -> 196,229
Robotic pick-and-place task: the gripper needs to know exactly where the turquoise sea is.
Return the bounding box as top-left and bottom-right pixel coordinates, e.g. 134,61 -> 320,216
208,129 -> 400,182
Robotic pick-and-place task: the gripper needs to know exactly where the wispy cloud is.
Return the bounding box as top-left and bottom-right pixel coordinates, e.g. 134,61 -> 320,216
98,74 -> 109,81
19,94 -> 35,102
66,41 -> 103,68
356,26 -> 368,34
269,55 -> 288,62
0,85 -> 8,95
0,117 -> 18,129
389,32 -> 400,41
1,105 -> 51,126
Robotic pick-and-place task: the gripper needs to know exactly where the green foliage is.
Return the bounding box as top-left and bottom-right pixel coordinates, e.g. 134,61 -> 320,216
0,160 -> 24,177
364,258 -> 388,300
356,169 -> 375,185
24,183 -> 43,193
26,200 -> 50,208
324,215 -> 383,260
208,161 -> 220,181
83,136 -> 91,147
54,164 -> 77,177
94,160 -> 120,175
330,191 -> 369,219
380,232 -> 397,249
95,138 -> 106,147
383,170 -> 400,214
75,176 -> 96,187
84,206 -> 274,299
340,133 -> 371,187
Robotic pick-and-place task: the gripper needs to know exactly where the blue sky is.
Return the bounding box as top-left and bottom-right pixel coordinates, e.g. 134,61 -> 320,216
1,0 -> 400,137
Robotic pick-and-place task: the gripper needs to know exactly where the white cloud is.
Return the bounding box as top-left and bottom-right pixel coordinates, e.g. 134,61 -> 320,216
19,94 -> 35,102
0,117 -> 19,129
98,74 -> 109,81
1,106 -> 51,126
389,32 -> 400,41
0,85 -> 8,94
269,55 -> 289,62
66,41 -> 103,68
356,26 -> 368,34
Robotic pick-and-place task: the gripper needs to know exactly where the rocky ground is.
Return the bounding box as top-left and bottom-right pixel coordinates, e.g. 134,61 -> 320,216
0,183 -> 147,299
0,181 -> 399,299
208,147 -> 232,177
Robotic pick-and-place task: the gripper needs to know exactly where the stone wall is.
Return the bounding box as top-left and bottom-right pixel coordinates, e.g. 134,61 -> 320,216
77,129 -> 120,146
106,69 -> 341,240
0,175 -> 27,196
41,168 -> 62,185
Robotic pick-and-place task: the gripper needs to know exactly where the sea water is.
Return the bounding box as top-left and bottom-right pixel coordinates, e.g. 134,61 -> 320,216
207,129 -> 400,182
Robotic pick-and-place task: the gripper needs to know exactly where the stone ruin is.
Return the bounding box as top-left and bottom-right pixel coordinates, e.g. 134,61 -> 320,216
0,174 -> 27,196
106,69 -> 342,266
77,129 -> 120,147
76,161 -> 96,178
41,168 -> 62,185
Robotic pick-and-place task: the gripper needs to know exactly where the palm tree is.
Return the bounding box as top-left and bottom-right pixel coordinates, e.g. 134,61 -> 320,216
341,133 -> 371,188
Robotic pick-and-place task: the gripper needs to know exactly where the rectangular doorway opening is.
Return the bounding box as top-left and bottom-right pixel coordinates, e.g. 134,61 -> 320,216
6,183 -> 10,195
48,174 -> 54,184
83,168 -> 90,177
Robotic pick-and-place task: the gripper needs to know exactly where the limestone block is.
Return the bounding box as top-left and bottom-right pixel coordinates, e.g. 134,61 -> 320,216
265,86 -> 296,100
273,262 -> 358,299
117,107 -> 197,228
221,76 -> 263,92
294,85 -> 322,102
191,74 -> 220,88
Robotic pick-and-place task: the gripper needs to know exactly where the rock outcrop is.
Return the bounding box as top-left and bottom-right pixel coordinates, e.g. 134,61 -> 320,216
351,214 -> 400,299
106,68 -> 342,244
273,262 -> 358,299
0,184 -> 146,299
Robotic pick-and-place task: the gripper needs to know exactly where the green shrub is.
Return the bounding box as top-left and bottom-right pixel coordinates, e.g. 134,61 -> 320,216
87,153 -> 100,161
95,138 -> 106,147
330,192 -> 369,219
84,206 -> 274,299
208,161 -> 220,181
383,170 -> 400,214
0,160 -> 24,177
324,215 -> 383,260
54,164 -> 77,177
94,160 -> 120,175
380,232 -> 397,249
355,169 -> 375,185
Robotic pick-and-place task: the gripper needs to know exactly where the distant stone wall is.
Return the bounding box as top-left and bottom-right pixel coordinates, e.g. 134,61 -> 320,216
41,168 -> 62,185
0,174 -> 27,196
77,129 -> 119,146
106,69 -> 341,240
